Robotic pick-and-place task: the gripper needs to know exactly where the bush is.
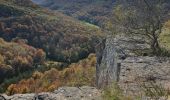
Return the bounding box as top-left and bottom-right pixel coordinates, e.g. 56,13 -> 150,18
141,81 -> 169,99
102,83 -> 132,100
155,47 -> 170,57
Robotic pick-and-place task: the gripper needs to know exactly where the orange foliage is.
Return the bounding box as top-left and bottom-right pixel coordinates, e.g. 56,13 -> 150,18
164,20 -> 170,28
0,38 -> 46,83
34,49 -> 46,64
6,54 -> 96,95
0,0 -> 103,63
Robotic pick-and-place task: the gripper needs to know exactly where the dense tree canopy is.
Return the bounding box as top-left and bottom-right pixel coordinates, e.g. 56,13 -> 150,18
0,38 -> 45,83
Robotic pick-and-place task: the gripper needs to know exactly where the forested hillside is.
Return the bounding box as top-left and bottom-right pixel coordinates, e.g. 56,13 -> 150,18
0,0 -> 104,94
0,38 -> 45,82
32,0 -> 115,28
0,0 -> 103,63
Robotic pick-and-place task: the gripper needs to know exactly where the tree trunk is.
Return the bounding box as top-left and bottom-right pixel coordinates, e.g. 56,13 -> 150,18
95,35 -> 120,88
151,37 -> 160,54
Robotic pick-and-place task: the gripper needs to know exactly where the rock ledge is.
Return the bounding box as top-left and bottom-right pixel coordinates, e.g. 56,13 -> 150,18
0,86 -> 102,100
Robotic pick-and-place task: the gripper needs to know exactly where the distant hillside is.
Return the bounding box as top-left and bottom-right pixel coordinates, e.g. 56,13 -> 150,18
0,0 -> 103,63
32,0 -> 115,28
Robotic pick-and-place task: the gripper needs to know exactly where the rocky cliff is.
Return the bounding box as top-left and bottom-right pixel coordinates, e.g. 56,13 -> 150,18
96,34 -> 170,99
95,34 -> 150,88
2,55 -> 170,100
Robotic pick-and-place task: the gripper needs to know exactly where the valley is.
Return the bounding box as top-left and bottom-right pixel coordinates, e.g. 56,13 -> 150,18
0,0 -> 170,100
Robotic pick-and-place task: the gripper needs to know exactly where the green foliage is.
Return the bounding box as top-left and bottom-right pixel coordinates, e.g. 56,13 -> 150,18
0,70 -> 33,93
0,58 -> 67,93
0,4 -> 24,17
102,83 -> 133,100
155,47 -> 170,57
0,0 -> 103,63
6,54 -> 96,95
0,38 -> 45,83
141,81 -> 170,99
35,0 -> 114,29
113,0 -> 170,55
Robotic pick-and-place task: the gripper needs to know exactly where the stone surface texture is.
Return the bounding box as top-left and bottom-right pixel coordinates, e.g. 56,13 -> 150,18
1,86 -> 102,100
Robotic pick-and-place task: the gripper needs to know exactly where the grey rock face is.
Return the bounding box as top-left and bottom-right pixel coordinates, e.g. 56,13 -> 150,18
0,86 -> 102,100
113,35 -> 150,57
1,94 -> 35,100
95,34 -> 149,88
0,95 -> 6,100
96,35 -> 120,88
119,56 -> 170,97
96,34 -> 170,99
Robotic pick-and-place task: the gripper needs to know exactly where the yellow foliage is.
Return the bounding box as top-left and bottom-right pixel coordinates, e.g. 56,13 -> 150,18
0,38 -> 46,82
160,20 -> 170,50
21,87 -> 30,94
6,54 -> 96,95
164,20 -> 170,28
32,71 -> 43,79
47,84 -> 57,91
7,84 -> 17,95
0,54 -> 4,63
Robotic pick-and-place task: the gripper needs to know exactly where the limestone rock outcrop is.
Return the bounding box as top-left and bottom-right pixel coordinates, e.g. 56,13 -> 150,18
119,57 -> 170,97
96,34 -> 170,99
0,86 -> 102,100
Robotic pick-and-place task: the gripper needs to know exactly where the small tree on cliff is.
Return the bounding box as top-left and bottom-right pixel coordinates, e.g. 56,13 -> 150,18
113,0 -> 170,54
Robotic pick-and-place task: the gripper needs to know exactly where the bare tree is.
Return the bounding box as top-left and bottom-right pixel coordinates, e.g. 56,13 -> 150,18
95,0 -> 170,89
113,0 -> 170,54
